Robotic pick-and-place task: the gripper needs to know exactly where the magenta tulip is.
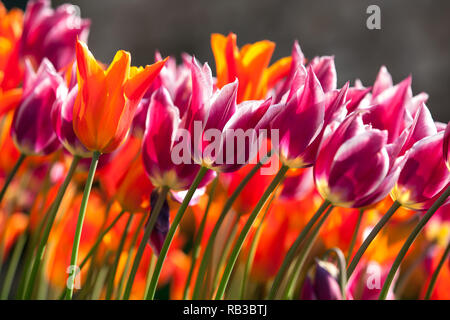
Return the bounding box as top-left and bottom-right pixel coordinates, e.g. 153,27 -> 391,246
11,59 -> 63,156
21,0 -> 90,70
314,112 -> 404,208
391,131 -> 450,211
301,260 -> 343,300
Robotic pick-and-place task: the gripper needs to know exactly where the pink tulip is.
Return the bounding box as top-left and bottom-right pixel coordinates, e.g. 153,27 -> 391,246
11,59 -> 63,156
142,86 -> 215,191
391,131 -> 450,211
308,56 -> 337,93
314,112 -> 404,208
184,59 -> 272,172
21,0 -> 90,70
444,122 -> 450,170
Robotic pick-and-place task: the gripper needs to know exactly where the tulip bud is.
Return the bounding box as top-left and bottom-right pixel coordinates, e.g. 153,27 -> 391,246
11,59 -> 62,156
301,260 -> 343,300
148,190 -> 170,254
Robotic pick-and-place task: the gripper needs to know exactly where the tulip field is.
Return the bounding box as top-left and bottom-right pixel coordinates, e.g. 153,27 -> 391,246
0,0 -> 449,302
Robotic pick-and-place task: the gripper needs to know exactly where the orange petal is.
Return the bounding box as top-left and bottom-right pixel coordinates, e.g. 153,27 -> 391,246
124,58 -> 167,101
0,87 -> 22,116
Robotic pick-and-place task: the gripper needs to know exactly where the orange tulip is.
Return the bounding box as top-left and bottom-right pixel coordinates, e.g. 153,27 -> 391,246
73,40 -> 167,153
212,33 -> 281,102
0,2 -> 23,116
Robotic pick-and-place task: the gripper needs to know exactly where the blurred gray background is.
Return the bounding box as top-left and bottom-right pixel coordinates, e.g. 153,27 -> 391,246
6,0 -> 450,121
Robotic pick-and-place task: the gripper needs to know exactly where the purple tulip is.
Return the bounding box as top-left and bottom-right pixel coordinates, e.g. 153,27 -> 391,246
142,86 -> 215,191
444,122 -> 450,170
148,189 -> 170,255
314,112 -> 404,208
308,56 -> 337,93
51,84 -> 91,157
391,131 -> 450,211
184,59 -> 272,172
21,0 -> 90,70
11,59 -> 63,156
301,260 -> 343,300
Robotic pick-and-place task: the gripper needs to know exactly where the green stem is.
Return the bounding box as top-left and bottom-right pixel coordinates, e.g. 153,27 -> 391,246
267,199 -> 331,299
347,200 -> 401,279
145,166 -> 209,300
379,185 -> 450,300
0,233 -> 27,299
105,213 -> 133,300
182,176 -> 219,299
122,186 -> 170,299
65,150 -> 101,299
0,153 -> 26,204
210,216 -> 239,297
283,205 -> 334,299
346,209 -> 364,265
240,190 -> 277,299
116,214 -> 147,298
23,155 -> 81,299
425,240 -> 450,300
192,156 -> 270,299
143,254 -> 156,299
215,165 -> 289,300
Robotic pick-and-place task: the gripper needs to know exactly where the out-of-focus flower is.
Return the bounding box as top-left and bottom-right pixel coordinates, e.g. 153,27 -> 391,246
142,87 -> 215,191
74,40 -> 167,153
183,60 -> 272,172
0,112 -> 20,176
99,136 -> 153,213
211,32 -> 276,102
391,132 -> 450,211
149,190 -> 170,254
20,0 -> 90,70
0,210 -> 28,259
346,261 -> 397,300
301,260 -> 343,300
444,122 -> 450,170
315,112 -> 404,208
11,59 -> 63,156
0,2 -> 23,116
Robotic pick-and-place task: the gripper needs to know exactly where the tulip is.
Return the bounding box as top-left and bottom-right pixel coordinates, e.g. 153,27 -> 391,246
391,132 -> 450,211
444,122 -> 450,170
185,59 -> 272,173
11,59 -> 62,156
74,40 -> 167,154
301,260 -> 343,300
0,3 -> 23,116
20,0 -> 90,70
315,112 -> 404,208
211,32 -> 294,102
148,190 -> 170,255
346,261 -> 397,300
308,56 -> 337,93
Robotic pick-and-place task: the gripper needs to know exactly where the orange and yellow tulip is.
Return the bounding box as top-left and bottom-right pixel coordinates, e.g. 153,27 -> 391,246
73,40 -> 167,153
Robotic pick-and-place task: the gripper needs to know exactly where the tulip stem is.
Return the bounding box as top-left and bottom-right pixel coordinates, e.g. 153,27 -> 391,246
23,155 -> 81,299
192,154 -> 271,299
424,240 -> 450,299
0,153 -> 26,204
106,213 -> 133,300
346,200 -> 401,279
183,175 -> 219,299
267,199 -> 331,299
283,205 -> 334,299
116,214 -> 147,298
145,166 -> 209,300
346,209 -> 365,265
0,233 -> 27,299
65,150 -> 101,299
215,165 -> 289,300
122,186 -> 170,300
379,185 -> 450,300
240,189 -> 278,299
